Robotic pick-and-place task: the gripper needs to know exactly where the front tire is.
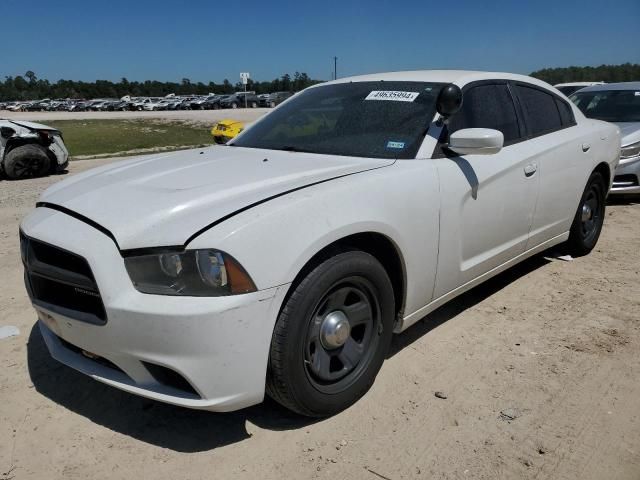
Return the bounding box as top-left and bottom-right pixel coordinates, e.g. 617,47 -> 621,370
3,144 -> 51,179
267,251 -> 395,417
567,171 -> 606,256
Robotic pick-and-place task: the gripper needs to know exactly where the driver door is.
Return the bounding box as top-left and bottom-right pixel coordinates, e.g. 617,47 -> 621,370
433,82 -> 539,298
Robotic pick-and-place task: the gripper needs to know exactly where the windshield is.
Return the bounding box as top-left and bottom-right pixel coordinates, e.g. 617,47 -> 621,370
570,89 -> 640,122
232,81 -> 444,159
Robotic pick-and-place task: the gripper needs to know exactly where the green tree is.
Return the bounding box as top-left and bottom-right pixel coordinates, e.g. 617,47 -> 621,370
530,63 -> 640,84
25,70 -> 37,84
0,72 -> 325,101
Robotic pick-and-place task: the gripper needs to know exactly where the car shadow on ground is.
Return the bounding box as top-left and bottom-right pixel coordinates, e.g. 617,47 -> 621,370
27,254 -> 552,453
26,325 -> 320,453
388,255 -> 551,357
607,195 -> 639,206
0,170 -> 68,182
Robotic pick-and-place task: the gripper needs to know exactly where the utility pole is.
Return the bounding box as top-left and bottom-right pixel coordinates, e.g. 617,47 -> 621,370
334,56 -> 338,80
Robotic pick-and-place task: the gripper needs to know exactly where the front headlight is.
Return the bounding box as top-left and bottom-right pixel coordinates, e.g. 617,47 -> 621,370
124,249 -> 257,296
621,141 -> 640,160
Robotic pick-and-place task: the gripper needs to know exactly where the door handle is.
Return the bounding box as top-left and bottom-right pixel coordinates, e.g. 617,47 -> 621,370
582,144 -> 591,152
524,163 -> 537,177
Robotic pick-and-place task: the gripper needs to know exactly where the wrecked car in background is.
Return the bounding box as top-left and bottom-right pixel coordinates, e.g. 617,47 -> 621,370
0,119 -> 69,179
210,118 -> 244,143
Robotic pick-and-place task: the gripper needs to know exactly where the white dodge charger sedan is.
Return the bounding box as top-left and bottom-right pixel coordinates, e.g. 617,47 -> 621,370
21,71 -> 620,417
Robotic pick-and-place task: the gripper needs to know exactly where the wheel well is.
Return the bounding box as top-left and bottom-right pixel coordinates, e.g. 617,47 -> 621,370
594,162 -> 611,188
287,232 -> 406,322
4,137 -> 46,156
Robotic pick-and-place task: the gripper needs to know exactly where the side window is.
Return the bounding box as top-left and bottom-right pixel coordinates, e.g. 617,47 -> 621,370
515,85 -> 563,136
448,84 -> 521,144
555,97 -> 576,126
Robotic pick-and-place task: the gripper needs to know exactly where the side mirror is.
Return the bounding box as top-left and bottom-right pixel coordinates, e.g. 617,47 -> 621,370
436,84 -> 463,118
448,128 -> 504,156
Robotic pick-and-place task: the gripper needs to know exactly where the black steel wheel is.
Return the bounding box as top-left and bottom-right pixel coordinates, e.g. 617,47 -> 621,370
267,250 -> 395,417
567,171 -> 606,256
304,278 -> 380,393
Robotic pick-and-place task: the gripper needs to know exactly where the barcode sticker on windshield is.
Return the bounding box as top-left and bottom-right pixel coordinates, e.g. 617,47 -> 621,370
386,141 -> 406,149
635,92 -> 640,96
365,91 -> 419,102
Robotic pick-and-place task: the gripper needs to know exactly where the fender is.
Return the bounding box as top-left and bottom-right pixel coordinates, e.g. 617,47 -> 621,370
187,160 -> 441,320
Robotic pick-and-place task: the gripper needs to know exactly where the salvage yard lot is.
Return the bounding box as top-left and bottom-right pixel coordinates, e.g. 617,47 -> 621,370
0,159 -> 639,479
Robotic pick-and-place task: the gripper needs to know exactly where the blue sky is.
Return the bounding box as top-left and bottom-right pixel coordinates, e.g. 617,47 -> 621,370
4,0 -> 639,83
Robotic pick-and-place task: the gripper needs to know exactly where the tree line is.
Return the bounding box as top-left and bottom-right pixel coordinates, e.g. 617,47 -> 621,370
530,63 -> 640,85
0,71 -> 322,101
3,63 -> 639,101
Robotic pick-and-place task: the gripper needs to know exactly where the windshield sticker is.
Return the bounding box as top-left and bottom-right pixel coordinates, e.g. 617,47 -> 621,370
386,141 -> 406,149
635,92 -> 640,96
365,91 -> 419,102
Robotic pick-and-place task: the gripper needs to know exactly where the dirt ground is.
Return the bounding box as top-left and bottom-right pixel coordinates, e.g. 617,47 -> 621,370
1,157 -> 639,480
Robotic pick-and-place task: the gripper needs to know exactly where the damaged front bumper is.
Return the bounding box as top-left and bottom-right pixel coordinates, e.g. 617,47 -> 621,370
48,133 -> 69,170
21,207 -> 289,411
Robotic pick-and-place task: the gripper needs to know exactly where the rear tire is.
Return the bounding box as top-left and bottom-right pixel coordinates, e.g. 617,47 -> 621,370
566,171 -> 606,256
267,251 -> 395,417
3,144 -> 51,180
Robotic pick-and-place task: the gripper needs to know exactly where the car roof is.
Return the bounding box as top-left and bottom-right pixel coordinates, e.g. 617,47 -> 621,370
554,82 -> 604,87
322,70 -> 556,90
576,81 -> 640,93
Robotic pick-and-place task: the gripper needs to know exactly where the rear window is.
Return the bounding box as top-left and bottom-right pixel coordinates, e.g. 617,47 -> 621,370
555,98 -> 576,126
515,85 -> 563,137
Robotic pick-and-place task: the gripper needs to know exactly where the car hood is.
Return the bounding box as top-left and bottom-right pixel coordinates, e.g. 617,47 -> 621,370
7,119 -> 59,132
38,146 -> 394,250
614,122 -> 640,146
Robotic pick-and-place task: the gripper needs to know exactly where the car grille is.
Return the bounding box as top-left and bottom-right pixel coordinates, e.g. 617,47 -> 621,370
20,232 -> 107,325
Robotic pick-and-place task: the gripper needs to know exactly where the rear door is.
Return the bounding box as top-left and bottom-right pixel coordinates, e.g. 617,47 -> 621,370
433,81 -> 539,298
511,83 -> 591,248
